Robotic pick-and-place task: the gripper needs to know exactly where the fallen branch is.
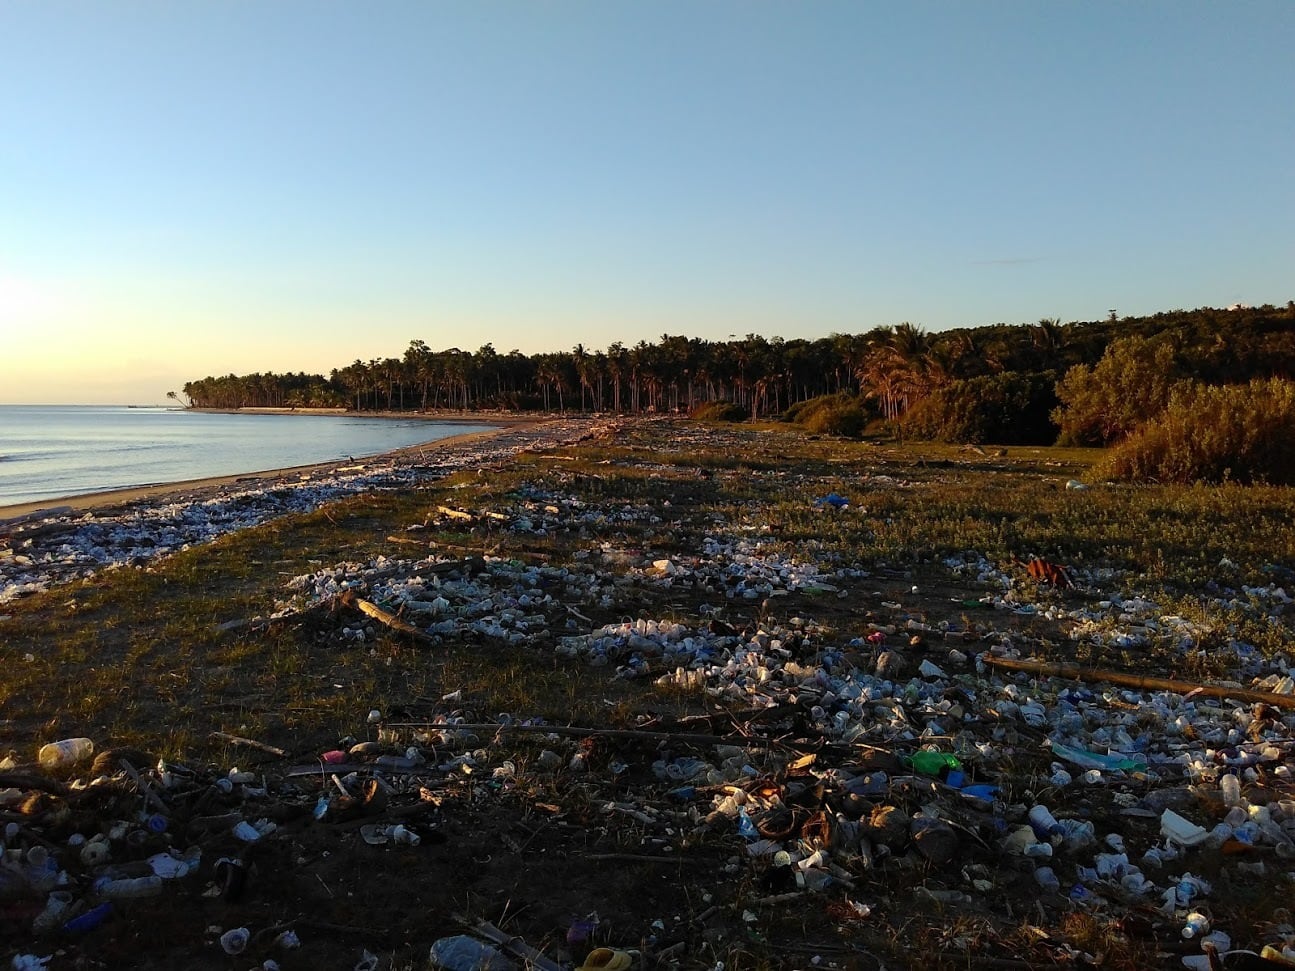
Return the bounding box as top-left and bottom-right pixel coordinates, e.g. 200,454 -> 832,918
428,540 -> 550,563
209,731 -> 288,758
452,916 -> 564,971
383,720 -> 853,754
0,773 -> 69,797
585,853 -> 697,864
285,762 -> 428,778
982,655 -> 1295,710
337,590 -> 436,645
119,758 -> 170,816
385,534 -> 427,547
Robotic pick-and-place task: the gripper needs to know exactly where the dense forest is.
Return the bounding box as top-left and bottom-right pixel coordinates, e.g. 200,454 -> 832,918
180,303 -> 1295,450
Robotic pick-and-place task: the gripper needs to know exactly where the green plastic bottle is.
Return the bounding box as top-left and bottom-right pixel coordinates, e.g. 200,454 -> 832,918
905,751 -> 963,776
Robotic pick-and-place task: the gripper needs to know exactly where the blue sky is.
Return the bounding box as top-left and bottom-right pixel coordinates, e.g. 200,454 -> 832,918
1,1 -> 1291,403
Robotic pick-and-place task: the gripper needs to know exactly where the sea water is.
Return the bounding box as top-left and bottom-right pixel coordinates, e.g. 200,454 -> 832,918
0,405 -> 495,507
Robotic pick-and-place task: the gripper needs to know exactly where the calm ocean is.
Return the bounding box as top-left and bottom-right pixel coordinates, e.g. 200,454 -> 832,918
0,406 -> 495,507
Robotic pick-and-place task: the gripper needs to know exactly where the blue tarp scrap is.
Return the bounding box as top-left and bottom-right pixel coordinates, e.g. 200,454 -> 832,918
813,493 -> 850,510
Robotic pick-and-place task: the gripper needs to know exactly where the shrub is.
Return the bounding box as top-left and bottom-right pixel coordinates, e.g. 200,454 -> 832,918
1052,335 -> 1182,445
785,393 -> 869,437
905,371 -> 1060,445
1097,378 -> 1295,484
802,401 -> 866,437
691,401 -> 747,422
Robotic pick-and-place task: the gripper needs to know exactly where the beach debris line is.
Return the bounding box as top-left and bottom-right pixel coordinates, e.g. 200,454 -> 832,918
0,419 -> 602,604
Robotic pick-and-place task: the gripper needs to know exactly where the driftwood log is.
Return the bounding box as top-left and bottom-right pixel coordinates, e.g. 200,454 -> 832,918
337,589 -> 435,645
982,655 -> 1295,711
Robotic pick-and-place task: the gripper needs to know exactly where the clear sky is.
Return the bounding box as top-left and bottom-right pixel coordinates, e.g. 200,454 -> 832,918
2,2 -> 1291,404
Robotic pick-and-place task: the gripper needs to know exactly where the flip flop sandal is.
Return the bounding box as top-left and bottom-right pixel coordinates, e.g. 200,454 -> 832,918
577,947 -> 635,971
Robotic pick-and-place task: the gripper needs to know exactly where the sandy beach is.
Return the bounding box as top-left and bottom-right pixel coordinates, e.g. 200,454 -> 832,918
0,410 -> 548,523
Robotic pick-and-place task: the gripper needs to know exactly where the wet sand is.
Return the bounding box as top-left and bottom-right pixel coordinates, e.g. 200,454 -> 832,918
0,413 -> 550,524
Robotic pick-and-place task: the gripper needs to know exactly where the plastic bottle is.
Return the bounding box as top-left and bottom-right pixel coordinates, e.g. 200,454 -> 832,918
389,824 -> 420,846
1034,866 -> 1061,892
220,927 -> 250,955
37,738 -> 94,770
795,869 -> 833,891
95,875 -> 163,899
1028,804 -> 1065,843
80,837 -> 111,867
905,751 -> 962,776
1220,773 -> 1243,808
63,903 -> 113,934
1181,911 -> 1210,938
32,891 -> 74,935
429,934 -> 514,971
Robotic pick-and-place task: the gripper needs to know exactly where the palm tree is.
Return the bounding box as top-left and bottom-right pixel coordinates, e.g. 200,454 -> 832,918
607,342 -> 627,412
572,343 -> 592,412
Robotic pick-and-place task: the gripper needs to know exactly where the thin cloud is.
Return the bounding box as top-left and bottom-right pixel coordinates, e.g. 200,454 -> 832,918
971,257 -> 1044,266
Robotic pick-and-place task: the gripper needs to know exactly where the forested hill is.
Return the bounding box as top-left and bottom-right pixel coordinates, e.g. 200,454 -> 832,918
180,302 -> 1295,422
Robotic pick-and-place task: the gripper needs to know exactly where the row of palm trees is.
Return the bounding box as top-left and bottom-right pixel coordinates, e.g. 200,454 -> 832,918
180,304 -> 1295,418
180,322 -> 1077,416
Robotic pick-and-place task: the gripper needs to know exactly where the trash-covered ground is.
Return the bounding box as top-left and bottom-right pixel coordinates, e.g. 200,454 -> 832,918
2,418 -> 1294,970
0,419 -> 596,606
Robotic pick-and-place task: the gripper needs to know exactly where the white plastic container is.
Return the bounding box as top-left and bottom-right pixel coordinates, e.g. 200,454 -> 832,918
37,738 -> 94,770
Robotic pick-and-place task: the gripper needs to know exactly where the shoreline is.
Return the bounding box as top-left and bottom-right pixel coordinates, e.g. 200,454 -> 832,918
185,406 -> 543,425
0,415 -> 612,603
0,415 -> 555,523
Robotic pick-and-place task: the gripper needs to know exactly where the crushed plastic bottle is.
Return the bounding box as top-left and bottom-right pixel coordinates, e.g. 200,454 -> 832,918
1048,739 -> 1146,773
95,875 -> 163,899
429,935 -> 517,971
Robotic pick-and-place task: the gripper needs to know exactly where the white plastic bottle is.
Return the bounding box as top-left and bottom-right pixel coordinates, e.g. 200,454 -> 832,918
1028,804 -> 1064,843
37,738 -> 94,770
1220,773 -> 1243,808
